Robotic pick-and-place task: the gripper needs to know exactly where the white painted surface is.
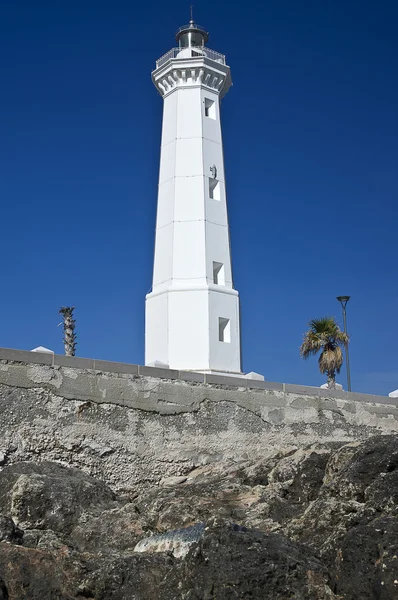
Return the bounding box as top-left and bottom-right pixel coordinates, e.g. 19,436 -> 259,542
320,382 -> 344,390
145,293 -> 169,366
174,176 -> 205,222
246,372 -> 265,381
145,43 -> 240,373
168,290 -> 210,370
389,389 -> 398,398
31,346 -> 54,354
152,224 -> 174,288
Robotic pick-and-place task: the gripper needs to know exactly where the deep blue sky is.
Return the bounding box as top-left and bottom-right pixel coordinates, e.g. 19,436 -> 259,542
1,0 -> 397,395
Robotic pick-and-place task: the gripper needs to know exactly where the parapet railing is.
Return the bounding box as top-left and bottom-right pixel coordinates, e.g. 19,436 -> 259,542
0,346 -> 395,407
175,23 -> 207,35
156,47 -> 226,69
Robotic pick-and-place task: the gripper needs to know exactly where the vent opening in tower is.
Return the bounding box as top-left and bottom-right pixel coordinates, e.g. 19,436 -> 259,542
204,98 -> 216,119
209,178 -> 220,200
218,318 -> 231,343
213,262 -> 225,285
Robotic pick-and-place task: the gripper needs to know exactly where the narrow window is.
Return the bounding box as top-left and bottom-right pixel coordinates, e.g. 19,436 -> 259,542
209,178 -> 220,200
213,262 -> 225,285
219,318 -> 231,343
204,98 -> 216,119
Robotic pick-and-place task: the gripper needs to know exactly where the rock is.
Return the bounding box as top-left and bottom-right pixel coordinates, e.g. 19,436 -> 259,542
323,441 -> 361,483
331,515 -> 398,599
131,519 -> 335,600
265,444 -> 339,522
0,461 -> 115,534
0,437 -> 397,597
0,515 -> 23,544
0,543 -> 79,600
22,528 -> 65,550
68,502 -> 143,554
288,435 -> 398,597
0,578 -> 7,600
134,522 -> 206,557
160,475 -> 187,486
82,438 -> 114,457
77,519 -> 336,600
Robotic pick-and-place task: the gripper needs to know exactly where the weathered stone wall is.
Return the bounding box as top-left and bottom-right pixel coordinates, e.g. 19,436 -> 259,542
0,348 -> 397,491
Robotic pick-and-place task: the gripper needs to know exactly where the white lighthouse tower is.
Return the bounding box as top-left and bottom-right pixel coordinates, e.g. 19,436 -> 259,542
145,18 -> 241,374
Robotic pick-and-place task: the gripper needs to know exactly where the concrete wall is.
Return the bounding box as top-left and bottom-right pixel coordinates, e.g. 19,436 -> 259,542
0,347 -> 397,491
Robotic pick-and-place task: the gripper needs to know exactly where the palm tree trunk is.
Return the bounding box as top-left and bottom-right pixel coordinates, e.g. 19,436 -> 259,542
59,307 -> 77,356
327,371 -> 336,389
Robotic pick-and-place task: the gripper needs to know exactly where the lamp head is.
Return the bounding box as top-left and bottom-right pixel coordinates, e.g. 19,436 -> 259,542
337,296 -> 350,309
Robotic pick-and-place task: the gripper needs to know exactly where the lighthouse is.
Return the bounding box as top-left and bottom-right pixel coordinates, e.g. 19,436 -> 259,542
145,18 -> 241,374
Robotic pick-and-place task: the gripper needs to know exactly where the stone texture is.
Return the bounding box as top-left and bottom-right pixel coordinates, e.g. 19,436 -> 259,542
0,515 -> 23,544
0,578 -> 7,600
160,475 -> 188,486
0,460 -> 336,599
0,462 -> 115,534
3,355 -> 398,596
0,359 -> 397,493
0,437 -> 398,597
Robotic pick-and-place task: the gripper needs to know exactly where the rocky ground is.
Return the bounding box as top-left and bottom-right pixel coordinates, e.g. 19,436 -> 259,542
0,435 -> 397,599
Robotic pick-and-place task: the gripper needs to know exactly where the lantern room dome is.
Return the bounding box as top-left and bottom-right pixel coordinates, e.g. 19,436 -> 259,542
175,19 -> 209,48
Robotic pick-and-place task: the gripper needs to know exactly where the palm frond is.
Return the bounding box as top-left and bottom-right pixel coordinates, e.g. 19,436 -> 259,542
300,334 -> 324,359
335,330 -> 349,345
308,317 -> 339,335
319,345 -> 343,375
300,316 -> 348,379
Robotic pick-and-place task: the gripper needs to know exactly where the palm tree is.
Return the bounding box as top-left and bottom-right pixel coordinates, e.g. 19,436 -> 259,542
300,317 -> 349,389
59,306 -> 77,356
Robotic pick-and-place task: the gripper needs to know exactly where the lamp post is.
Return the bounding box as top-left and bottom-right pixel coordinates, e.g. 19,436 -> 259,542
336,296 -> 351,391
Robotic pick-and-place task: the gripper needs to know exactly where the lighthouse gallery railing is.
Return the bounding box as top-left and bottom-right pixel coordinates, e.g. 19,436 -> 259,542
156,47 -> 226,69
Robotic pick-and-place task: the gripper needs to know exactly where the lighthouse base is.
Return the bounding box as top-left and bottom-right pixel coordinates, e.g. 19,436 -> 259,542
145,285 -> 241,374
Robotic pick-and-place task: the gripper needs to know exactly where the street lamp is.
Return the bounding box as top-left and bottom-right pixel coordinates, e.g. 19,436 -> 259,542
336,296 -> 351,392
